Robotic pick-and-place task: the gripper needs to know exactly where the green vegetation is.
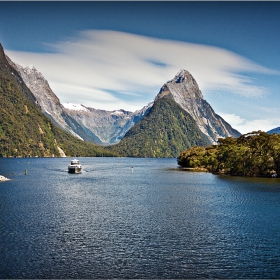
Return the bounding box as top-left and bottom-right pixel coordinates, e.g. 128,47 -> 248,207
2,42 -> 210,159
178,131 -> 280,177
109,96 -> 210,158
0,44 -> 117,158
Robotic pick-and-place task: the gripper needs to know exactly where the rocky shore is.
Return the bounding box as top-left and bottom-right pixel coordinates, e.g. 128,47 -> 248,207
0,175 -> 9,182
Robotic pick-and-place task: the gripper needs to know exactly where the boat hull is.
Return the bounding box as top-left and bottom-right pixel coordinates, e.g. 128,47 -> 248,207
68,166 -> 82,174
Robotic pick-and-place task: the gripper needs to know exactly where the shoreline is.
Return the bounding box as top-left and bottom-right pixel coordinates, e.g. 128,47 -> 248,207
178,167 -> 209,172
0,175 -> 9,182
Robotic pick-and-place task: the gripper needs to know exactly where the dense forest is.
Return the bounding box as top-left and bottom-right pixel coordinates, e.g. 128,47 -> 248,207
178,131 -> 280,177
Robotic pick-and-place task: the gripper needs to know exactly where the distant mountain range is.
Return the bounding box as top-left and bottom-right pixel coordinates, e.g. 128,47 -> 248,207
63,102 -> 153,144
7,56 -> 154,145
267,127 -> 280,135
2,43 -> 243,157
8,56 -> 240,143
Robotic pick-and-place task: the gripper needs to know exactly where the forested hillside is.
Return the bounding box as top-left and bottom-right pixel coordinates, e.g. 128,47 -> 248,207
0,44 -> 116,158
178,131 -> 280,177
109,96 -> 210,158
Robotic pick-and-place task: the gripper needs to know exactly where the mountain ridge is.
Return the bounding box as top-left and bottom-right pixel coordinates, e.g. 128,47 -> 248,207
5,55 -> 91,141
156,69 -> 241,143
63,101 -> 153,144
7,55 -> 153,145
4,45 -> 242,158
0,43 -> 116,157
267,127 -> 280,135
109,96 -> 211,157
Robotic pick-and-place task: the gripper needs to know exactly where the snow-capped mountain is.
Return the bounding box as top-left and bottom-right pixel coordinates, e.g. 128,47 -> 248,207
63,101 -> 153,144
6,55 -> 152,144
7,54 -> 240,146
155,69 -> 241,143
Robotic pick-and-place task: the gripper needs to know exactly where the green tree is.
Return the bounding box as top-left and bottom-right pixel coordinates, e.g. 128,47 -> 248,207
178,131 -> 280,178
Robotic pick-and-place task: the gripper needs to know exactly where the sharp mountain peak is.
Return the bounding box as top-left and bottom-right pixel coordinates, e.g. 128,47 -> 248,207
155,69 -> 240,143
156,69 -> 203,103
3,44 -> 241,147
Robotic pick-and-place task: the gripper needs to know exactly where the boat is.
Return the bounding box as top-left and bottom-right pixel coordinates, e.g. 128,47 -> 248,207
68,159 -> 82,174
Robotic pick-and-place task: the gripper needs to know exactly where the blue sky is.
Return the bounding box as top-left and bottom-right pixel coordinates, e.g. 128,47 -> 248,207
1,1 -> 280,134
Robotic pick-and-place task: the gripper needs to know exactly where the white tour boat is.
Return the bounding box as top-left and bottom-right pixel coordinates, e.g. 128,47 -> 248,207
68,159 -> 82,174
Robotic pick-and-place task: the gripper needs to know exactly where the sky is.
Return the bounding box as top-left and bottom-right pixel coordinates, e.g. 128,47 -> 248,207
1,1 -> 280,134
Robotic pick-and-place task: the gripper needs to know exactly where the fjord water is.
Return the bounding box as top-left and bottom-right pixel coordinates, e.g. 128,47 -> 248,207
1,157 -> 280,278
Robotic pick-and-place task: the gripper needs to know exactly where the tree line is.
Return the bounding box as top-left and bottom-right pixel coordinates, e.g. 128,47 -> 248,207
178,131 -> 280,177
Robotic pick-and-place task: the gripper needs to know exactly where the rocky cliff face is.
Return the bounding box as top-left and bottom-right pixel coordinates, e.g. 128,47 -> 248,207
63,102 -> 153,144
7,56 -> 152,144
0,44 -> 69,157
7,54 -> 240,146
156,69 -> 241,143
6,56 -> 85,141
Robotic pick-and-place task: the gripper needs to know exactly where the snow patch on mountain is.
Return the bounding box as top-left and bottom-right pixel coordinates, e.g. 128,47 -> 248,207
111,110 -> 125,116
64,102 -> 153,144
6,54 -> 240,146
63,103 -> 89,112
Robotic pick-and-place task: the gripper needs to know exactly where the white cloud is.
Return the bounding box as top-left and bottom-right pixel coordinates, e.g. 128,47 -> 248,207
218,113 -> 279,135
6,30 -> 279,111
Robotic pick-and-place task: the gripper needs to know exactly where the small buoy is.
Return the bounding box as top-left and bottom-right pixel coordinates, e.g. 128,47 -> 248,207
131,166 -> 134,173
24,169 -> 27,175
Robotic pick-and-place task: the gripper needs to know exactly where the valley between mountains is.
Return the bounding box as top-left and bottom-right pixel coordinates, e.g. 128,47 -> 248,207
0,43 -> 241,158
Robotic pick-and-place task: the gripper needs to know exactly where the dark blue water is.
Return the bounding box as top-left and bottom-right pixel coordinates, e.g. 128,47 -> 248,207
1,157 -> 280,278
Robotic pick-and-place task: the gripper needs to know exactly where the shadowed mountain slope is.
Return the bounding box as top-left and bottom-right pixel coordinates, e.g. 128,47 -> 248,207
0,43 -> 116,157
109,96 -> 210,158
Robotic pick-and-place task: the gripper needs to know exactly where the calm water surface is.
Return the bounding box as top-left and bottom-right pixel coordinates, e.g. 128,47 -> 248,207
0,157 -> 280,278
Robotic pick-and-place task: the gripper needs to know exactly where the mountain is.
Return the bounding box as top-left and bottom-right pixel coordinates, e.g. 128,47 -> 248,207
7,57 -> 152,145
6,57 -> 104,143
63,102 -> 153,144
109,95 -> 210,157
267,127 -> 280,135
8,58 -> 238,148
109,70 -> 241,158
5,49 -> 241,158
155,69 -> 241,144
0,43 -> 116,157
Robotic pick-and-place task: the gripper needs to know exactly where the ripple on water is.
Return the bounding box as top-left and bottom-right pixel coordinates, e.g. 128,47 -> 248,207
1,158 -> 280,278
